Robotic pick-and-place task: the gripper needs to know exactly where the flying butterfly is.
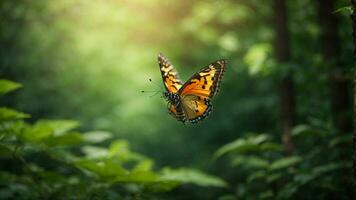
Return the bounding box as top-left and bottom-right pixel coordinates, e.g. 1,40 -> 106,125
158,53 -> 227,123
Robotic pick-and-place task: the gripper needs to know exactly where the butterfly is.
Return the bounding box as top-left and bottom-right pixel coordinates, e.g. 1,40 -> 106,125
158,53 -> 227,123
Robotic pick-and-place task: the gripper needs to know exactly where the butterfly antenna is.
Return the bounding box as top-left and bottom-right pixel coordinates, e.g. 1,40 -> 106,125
141,77 -> 164,97
149,91 -> 160,98
141,90 -> 160,93
148,78 -> 163,90
140,90 -> 161,98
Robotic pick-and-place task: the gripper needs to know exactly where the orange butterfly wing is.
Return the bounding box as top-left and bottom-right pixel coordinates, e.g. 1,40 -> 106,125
180,95 -> 213,123
179,60 -> 227,98
158,53 -> 183,93
178,60 -> 227,123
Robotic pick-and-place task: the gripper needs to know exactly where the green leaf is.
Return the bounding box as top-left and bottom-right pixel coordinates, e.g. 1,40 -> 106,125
231,156 -> 269,169
0,107 -> 30,121
115,170 -> 158,183
109,140 -> 129,156
37,120 -> 80,136
21,120 -> 80,145
247,170 -> 267,183
311,163 -> 347,176
76,158 -> 159,184
83,131 -> 112,143
160,168 -> 228,187
270,156 -> 301,171
292,124 -> 322,137
333,6 -> 352,14
260,142 -> 283,152
75,159 -> 128,180
46,148 -> 77,163
214,139 -> 257,158
82,146 -> 109,159
132,159 -> 154,172
0,121 -> 28,138
0,80 -> 22,95
108,140 -> 144,162
244,43 -> 272,75
214,134 -> 270,158
44,132 -> 84,147
22,122 -> 53,143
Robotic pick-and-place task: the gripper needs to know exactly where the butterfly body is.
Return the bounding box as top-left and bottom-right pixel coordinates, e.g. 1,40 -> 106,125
163,91 -> 186,122
158,53 -> 227,123
163,92 -> 180,106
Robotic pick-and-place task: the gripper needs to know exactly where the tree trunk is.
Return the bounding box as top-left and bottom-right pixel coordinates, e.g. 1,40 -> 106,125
350,0 -> 356,193
318,0 -> 354,195
318,0 -> 352,134
273,0 -> 295,155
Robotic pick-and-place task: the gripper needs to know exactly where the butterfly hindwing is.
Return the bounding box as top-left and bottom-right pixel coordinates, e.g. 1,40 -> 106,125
181,95 -> 212,123
158,53 -> 183,93
179,59 -> 227,98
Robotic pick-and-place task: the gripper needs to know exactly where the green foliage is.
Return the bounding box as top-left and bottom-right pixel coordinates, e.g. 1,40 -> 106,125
160,168 -> 227,187
215,128 -> 352,199
83,131 -> 113,143
333,6 -> 353,14
214,134 -> 279,158
18,120 -> 83,147
244,43 -> 274,75
269,156 -> 301,171
0,80 -> 226,199
0,80 -> 22,96
0,107 -> 30,121
231,156 -> 269,169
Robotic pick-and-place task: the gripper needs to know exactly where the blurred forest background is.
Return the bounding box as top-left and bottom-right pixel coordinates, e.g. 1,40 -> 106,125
0,0 -> 355,199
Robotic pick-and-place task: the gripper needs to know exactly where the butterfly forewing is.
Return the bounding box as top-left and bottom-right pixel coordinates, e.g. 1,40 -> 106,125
179,60 -> 227,98
158,53 -> 183,93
